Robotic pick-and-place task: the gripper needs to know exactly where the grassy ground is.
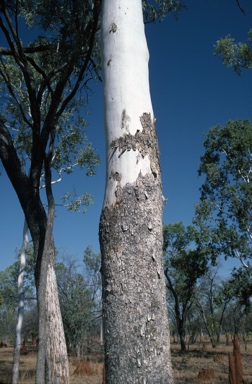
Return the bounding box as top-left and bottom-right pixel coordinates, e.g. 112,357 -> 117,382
0,339 -> 252,383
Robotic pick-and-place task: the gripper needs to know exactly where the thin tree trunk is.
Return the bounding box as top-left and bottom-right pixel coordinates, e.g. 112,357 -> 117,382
12,219 -> 29,384
46,259 -> 69,383
177,320 -> 186,352
99,1 -> 173,383
36,156 -> 69,384
36,212 -> 52,383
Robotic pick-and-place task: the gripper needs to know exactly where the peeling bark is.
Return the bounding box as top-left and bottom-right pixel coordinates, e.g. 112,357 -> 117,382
100,3 -> 173,379
99,0 -> 173,381
45,263 -> 69,384
35,136 -> 69,384
100,167 -> 173,382
100,116 -> 173,382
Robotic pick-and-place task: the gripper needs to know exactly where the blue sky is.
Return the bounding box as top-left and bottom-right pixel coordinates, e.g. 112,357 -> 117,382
1,0 -> 252,276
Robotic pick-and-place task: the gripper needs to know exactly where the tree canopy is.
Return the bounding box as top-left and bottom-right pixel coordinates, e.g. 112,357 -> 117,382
163,221 -> 209,351
195,119 -> 252,268
215,28 -> 252,75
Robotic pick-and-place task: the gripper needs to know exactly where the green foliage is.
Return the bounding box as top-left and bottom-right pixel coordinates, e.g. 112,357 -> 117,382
0,246 -> 35,308
194,266 -> 229,346
83,245 -> 101,273
0,0 -> 101,216
163,222 -> 209,294
83,245 -> 101,302
0,306 -> 16,340
221,266 -> 252,311
61,191 -> 94,213
56,256 -> 100,353
195,265 -> 252,339
195,120 -> 252,267
0,247 -> 36,340
163,221 -> 209,350
142,0 -> 186,22
214,29 -> 252,75
0,247 -> 102,348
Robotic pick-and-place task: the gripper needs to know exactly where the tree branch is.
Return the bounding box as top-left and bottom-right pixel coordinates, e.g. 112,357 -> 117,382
235,0 -> 246,14
0,44 -> 53,57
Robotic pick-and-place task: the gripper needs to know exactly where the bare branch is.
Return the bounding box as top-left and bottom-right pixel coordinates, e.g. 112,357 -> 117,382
0,44 -> 53,55
55,4 -> 101,119
235,0 -> 246,14
0,57 -> 32,128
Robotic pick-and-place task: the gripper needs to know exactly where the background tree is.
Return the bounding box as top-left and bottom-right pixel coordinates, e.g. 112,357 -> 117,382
163,222 -> 209,351
215,28 -> 252,75
195,119 -> 252,269
0,1 -> 101,382
194,266 -> 231,347
83,245 -> 102,304
56,255 -> 101,357
12,220 -> 29,384
0,246 -> 36,344
220,266 -> 252,335
0,247 -> 35,308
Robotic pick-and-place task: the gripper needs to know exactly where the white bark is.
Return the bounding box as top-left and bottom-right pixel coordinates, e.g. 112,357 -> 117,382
12,219 -> 29,384
100,1 -> 173,383
102,0 -> 154,206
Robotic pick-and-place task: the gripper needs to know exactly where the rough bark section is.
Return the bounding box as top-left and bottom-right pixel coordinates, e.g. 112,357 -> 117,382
46,263 -> 69,384
229,352 -> 236,384
233,336 -> 243,384
100,114 -> 173,383
228,336 -> 243,384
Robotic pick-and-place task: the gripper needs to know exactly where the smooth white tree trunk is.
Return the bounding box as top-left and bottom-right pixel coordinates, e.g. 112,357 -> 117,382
12,219 -> 29,384
100,1 -> 174,383
102,0 -> 153,205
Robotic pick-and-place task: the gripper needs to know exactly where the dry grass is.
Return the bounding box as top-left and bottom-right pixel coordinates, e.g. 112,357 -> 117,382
171,339 -> 252,383
0,347 -> 103,384
0,339 -> 252,383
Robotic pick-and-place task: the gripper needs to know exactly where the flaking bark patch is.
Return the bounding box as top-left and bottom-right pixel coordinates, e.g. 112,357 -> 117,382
110,112 -> 160,178
99,113 -> 173,383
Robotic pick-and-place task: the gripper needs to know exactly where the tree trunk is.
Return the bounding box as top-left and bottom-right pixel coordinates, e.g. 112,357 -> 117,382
177,319 -> 186,352
35,237 -> 69,384
46,259 -> 69,383
99,1 -> 173,383
12,219 -> 29,384
36,159 -> 69,384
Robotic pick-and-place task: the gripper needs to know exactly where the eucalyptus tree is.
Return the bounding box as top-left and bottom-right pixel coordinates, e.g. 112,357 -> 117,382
83,245 -> 102,305
220,266 -> 252,335
0,246 -> 35,308
214,0 -> 252,73
0,1 -> 101,382
56,257 -> 98,357
99,1 -> 185,382
195,266 -> 233,347
163,222 -> 209,351
195,120 -> 252,269
12,220 -> 29,383
215,29 -> 252,75
0,247 -> 36,345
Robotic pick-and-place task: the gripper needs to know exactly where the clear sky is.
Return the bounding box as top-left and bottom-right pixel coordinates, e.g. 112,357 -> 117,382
1,0 -> 252,276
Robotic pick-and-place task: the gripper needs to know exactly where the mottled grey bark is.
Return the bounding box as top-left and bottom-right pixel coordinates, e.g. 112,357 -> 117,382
36,148 -> 69,384
100,114 -> 173,383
